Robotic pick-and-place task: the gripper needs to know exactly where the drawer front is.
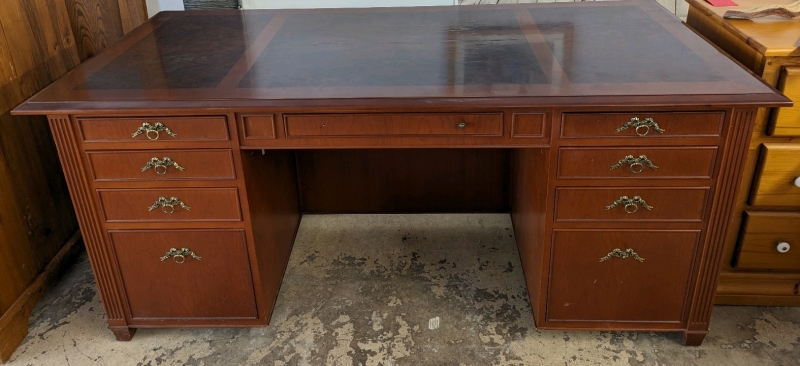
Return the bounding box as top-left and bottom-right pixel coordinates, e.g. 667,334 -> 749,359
561,112 -> 723,139
78,116 -> 230,142
547,230 -> 699,323
557,147 -> 717,179
555,187 -> 709,222
88,149 -> 236,181
734,212 -> 800,271
110,230 -> 257,320
768,67 -> 800,137
98,188 -> 242,222
749,144 -> 800,207
284,113 -> 503,137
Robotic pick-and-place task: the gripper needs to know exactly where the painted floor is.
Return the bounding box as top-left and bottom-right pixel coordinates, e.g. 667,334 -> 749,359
6,214 -> 800,365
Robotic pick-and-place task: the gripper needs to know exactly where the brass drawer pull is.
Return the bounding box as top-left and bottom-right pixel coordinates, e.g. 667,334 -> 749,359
141,157 -> 186,175
131,122 -> 178,140
160,247 -> 202,264
148,196 -> 191,214
600,248 -> 644,262
605,195 -> 653,214
615,117 -> 664,136
458,121 -> 467,129
610,155 -> 658,174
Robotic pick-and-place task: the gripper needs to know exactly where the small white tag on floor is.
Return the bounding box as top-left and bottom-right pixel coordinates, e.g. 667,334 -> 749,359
429,316 -> 440,330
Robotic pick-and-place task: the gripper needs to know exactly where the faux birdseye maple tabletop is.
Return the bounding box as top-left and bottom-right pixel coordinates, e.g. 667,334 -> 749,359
14,0 -> 787,113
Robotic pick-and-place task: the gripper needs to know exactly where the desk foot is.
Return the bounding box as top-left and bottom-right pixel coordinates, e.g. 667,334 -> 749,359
110,326 -> 136,341
682,330 -> 707,346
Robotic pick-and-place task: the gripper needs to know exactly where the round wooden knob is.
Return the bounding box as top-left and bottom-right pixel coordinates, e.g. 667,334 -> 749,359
777,242 -> 790,253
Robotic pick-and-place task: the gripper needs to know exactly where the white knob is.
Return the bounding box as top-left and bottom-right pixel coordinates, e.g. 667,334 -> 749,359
777,242 -> 791,253
794,177 -> 800,188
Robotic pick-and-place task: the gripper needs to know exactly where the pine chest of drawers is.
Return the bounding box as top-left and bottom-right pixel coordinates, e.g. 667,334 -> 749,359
686,0 -> 800,306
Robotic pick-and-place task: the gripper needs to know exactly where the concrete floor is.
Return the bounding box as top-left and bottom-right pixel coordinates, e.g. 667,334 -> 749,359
6,214 -> 800,365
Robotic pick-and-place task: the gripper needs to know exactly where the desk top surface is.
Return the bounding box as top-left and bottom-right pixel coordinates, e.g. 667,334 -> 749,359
15,0 -> 788,114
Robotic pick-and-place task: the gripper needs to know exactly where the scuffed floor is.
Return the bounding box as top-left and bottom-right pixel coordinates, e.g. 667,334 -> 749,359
7,214 -> 800,365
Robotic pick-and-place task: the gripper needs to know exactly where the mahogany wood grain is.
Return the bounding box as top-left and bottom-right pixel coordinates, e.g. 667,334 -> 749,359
48,115 -> 129,339
554,187 -> 710,222
79,116 -> 230,142
239,149 -> 301,324
240,114 -> 276,140
511,113 -> 547,137
87,149 -> 236,181
734,212 -> 800,270
557,147 -> 718,180
10,2 -> 789,346
547,230 -> 700,323
560,112 -> 724,140
284,113 -> 504,137
510,148 -> 550,325
110,230 -> 257,320
296,149 -> 509,213
97,188 -> 243,222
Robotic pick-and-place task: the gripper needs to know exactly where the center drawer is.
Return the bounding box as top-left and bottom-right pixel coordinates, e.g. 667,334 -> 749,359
284,113 -> 503,137
555,187 -> 710,222
557,147 -> 717,179
110,229 -> 257,320
98,188 -> 242,222
87,149 -> 236,181
547,229 -> 700,323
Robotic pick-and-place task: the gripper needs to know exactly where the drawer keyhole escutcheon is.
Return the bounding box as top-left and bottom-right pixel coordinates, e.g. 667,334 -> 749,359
160,247 -> 202,264
615,117 -> 664,137
599,248 -> 644,263
606,195 -> 653,214
610,155 -> 659,174
458,121 -> 467,129
148,196 -> 191,214
131,122 -> 178,140
141,157 -> 185,175
777,242 -> 791,253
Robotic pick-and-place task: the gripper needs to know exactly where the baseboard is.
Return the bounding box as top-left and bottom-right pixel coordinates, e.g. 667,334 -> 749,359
0,231 -> 83,363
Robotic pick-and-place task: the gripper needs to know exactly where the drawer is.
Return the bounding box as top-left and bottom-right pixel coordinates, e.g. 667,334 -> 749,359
110,229 -> 257,320
87,149 -> 236,181
561,112 -> 723,139
734,212 -> 800,271
555,187 -> 709,222
98,188 -> 242,222
78,116 -> 230,142
547,230 -> 699,323
749,144 -> 800,207
557,147 -> 717,179
768,67 -> 800,136
284,113 -> 503,137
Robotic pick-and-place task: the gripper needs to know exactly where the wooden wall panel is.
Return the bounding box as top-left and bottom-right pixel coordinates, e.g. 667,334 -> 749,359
64,0 -> 147,61
117,0 -> 149,33
0,0 -> 147,361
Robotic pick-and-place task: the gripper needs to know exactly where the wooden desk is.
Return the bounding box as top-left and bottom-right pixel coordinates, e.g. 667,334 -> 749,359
686,0 -> 800,306
13,0 -> 789,346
